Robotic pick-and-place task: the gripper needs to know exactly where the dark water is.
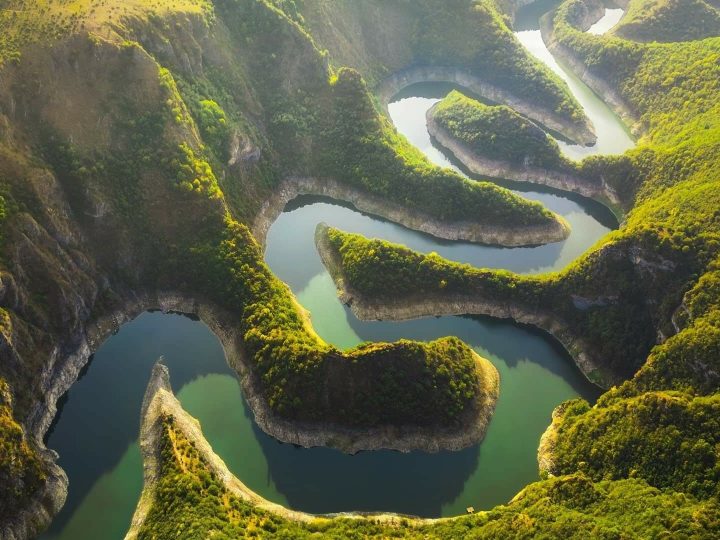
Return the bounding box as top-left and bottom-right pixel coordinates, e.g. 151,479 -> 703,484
40,3 -> 633,536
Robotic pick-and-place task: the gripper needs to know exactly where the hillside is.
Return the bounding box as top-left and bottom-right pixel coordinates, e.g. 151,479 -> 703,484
613,0 -> 720,43
0,0 -> 596,536
1,0 -> 719,538
429,90 -> 568,170
311,0 -> 720,534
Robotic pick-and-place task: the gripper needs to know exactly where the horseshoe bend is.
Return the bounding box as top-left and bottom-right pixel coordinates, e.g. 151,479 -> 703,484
0,0 -> 719,538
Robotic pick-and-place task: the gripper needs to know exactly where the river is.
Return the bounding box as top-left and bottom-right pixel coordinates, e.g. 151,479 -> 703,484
41,3 -> 631,538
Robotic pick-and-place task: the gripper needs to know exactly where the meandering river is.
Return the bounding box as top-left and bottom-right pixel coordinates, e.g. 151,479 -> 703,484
41,3 -> 632,538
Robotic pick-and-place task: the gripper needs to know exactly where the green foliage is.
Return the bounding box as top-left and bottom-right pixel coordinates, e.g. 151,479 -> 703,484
183,218 -> 484,427
173,144 -> 222,199
0,376 -> 45,521
2,0 -> 720,535
406,0 -> 584,124
321,225 -> 660,381
548,392 -> 720,498
138,413 -> 720,539
216,1 -> 564,229
316,68 -> 556,227
324,225 -> 534,301
431,90 -> 570,170
614,0 -> 720,43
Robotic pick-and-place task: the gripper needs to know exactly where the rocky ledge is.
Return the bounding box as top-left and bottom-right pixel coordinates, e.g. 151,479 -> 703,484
375,65 -> 597,146
537,400 -> 572,477
426,111 -> 621,207
252,176 -> 570,249
315,227 -> 614,389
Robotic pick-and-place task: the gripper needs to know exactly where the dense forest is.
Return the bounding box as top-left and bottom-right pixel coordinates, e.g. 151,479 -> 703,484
310,0 -> 720,535
0,0 -> 719,538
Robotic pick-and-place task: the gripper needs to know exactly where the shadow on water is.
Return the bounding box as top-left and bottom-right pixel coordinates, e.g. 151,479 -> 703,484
43,312 -> 231,535
344,308 -> 601,402
246,394 -> 480,517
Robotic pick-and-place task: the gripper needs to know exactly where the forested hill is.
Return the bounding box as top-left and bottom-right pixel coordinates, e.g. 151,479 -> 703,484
313,0 -> 720,536
1,0 -> 719,538
0,1 -> 590,536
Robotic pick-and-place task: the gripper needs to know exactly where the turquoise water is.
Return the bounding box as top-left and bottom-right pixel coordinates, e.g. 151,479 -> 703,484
41,3 -> 633,537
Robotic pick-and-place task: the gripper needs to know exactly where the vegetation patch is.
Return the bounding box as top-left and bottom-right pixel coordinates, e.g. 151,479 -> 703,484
430,90 -> 570,171
613,0 -> 720,43
0,377 -> 45,522
134,408 -> 720,539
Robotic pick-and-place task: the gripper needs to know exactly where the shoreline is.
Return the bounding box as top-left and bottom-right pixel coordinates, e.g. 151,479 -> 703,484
375,65 -> 597,146
126,363 -> 461,539
540,11 -> 642,137
20,283 -> 504,538
426,109 -> 621,207
314,227 -> 614,389
252,176 -> 570,250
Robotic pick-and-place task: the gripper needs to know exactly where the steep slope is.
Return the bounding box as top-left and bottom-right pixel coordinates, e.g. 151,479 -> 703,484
0,1 -> 595,537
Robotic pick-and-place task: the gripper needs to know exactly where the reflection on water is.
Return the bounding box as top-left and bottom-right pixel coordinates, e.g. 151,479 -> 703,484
41,2 -> 633,535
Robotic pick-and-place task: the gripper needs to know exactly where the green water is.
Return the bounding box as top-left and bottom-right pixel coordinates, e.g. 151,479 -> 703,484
40,3 -> 635,536
513,5 -> 634,160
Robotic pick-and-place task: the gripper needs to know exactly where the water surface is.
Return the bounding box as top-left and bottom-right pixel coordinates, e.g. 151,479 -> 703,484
588,8 -> 624,35
41,1 -> 633,536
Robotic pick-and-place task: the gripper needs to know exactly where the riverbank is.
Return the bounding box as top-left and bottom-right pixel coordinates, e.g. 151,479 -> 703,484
125,362 -> 461,539
31,286 -> 505,525
426,110 -> 621,207
315,224 -> 613,389
252,176 -> 570,249
375,65 -> 597,146
540,7 -> 642,136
